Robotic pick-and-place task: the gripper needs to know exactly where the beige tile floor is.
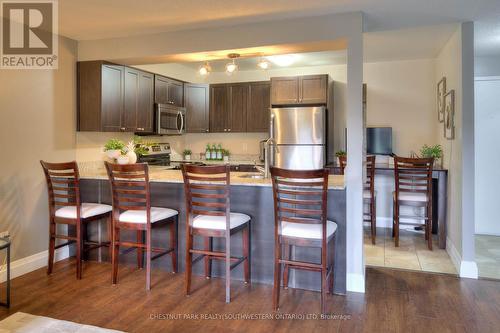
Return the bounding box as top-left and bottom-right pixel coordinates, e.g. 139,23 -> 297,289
364,227 -> 457,275
475,235 -> 500,279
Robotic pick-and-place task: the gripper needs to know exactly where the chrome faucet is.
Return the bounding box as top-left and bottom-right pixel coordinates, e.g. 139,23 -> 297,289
262,138 -> 277,178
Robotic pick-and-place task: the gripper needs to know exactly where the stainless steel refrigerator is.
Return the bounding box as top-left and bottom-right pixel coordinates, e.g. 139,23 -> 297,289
270,106 -> 326,170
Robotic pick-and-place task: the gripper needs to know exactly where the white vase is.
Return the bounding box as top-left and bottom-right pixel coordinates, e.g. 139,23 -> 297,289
117,155 -> 129,165
223,156 -> 229,162
106,149 -> 121,159
185,155 -> 191,161
127,151 -> 137,164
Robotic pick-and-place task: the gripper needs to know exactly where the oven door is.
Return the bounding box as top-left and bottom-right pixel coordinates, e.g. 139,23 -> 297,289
156,105 -> 185,135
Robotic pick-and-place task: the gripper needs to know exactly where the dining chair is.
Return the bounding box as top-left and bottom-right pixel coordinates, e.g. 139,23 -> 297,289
393,156 -> 434,250
105,162 -> 178,290
270,167 -> 337,314
181,164 -> 250,303
364,155 -> 377,244
40,160 -> 112,279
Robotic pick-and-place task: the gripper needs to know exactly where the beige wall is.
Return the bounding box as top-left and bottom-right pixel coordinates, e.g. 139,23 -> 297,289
0,36 -> 78,261
435,27 -> 463,255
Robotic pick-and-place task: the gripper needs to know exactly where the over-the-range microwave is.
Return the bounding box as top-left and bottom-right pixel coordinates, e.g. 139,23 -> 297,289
156,103 -> 186,135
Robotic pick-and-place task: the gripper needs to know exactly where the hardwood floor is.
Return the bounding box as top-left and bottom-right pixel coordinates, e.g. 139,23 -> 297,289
1,259 -> 500,332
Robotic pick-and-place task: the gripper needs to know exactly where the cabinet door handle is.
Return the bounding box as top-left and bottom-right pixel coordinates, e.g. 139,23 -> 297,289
205,129 -> 209,133
228,128 -> 231,132
137,127 -> 144,131
120,127 -> 126,131
224,129 -> 227,132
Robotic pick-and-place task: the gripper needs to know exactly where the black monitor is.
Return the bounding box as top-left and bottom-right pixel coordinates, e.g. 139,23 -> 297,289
367,127 -> 392,155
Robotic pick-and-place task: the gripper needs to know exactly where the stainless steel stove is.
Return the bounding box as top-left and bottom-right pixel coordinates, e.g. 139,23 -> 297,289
137,143 -> 171,166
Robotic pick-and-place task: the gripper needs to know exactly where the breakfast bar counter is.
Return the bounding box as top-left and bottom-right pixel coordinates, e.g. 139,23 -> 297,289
79,165 -> 347,294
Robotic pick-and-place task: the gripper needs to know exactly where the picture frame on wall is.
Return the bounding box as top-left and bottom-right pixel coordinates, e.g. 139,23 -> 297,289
437,77 -> 446,122
444,90 -> 455,139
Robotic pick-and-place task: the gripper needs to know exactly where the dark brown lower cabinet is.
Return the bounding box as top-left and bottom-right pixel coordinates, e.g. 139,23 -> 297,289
185,83 -> 209,133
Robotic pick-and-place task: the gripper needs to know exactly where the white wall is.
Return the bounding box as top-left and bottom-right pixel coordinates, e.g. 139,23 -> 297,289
0,37 -> 78,261
474,77 -> 500,235
475,56 -> 500,77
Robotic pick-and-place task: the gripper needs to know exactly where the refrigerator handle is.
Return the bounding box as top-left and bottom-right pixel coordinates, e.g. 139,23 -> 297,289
269,111 -> 275,140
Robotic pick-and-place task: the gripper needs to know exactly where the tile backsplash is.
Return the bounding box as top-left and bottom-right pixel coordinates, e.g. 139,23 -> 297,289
75,131 -> 267,162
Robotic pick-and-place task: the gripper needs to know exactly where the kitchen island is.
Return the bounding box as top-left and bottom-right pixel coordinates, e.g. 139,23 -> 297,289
79,164 -> 347,294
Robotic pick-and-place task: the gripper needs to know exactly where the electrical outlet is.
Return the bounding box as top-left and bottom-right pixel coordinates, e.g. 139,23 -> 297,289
0,231 -> 9,239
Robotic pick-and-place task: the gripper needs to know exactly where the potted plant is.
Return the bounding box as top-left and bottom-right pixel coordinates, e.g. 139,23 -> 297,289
104,139 -> 125,159
116,149 -> 130,165
420,144 -> 443,168
222,149 -> 230,162
335,150 -> 347,158
183,149 -> 192,161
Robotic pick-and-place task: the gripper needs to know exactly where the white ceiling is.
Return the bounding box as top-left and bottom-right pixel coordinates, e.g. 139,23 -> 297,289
57,0 -> 500,56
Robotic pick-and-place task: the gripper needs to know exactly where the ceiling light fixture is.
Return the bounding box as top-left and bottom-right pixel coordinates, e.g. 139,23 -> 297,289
198,62 -> 211,76
225,53 -> 239,75
257,57 -> 270,70
267,54 -> 297,67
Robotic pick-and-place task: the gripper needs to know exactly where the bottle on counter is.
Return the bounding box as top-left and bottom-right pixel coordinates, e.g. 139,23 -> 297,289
205,144 -> 211,160
211,144 -> 217,160
216,144 -> 223,160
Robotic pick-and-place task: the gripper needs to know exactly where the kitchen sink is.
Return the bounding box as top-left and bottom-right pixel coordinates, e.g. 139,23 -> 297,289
238,173 -> 266,179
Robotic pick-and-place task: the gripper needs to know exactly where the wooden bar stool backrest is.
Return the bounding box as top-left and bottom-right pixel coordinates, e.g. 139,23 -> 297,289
181,165 -> 230,228
365,155 -> 376,195
270,167 -> 329,245
105,162 -> 151,224
40,161 -> 81,219
338,155 -> 347,175
394,156 -> 434,202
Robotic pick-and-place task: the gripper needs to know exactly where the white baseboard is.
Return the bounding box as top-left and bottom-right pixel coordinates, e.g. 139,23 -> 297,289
0,247 -> 69,283
373,217 -> 392,228
346,272 -> 365,293
446,236 -> 478,279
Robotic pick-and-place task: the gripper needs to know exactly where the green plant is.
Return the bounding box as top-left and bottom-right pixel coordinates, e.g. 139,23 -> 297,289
222,149 -> 230,156
133,136 -> 154,156
104,139 -> 125,151
183,149 -> 192,156
335,150 -> 347,157
420,144 -> 443,159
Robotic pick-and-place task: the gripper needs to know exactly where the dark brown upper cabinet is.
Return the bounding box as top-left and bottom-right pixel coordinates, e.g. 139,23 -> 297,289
247,81 -> 271,132
154,75 -> 184,107
78,61 -> 154,132
184,83 -> 209,133
209,84 -> 229,133
271,74 -> 328,105
228,83 -> 248,133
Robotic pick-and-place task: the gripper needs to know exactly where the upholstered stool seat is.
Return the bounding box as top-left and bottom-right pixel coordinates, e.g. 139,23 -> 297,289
119,207 -> 178,224
55,203 -> 112,219
281,220 -> 337,239
192,213 -> 250,230
363,190 -> 377,199
394,191 -> 428,202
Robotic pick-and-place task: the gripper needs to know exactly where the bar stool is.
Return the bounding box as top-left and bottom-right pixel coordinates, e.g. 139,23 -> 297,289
181,165 -> 250,303
270,167 -> 336,314
40,161 -> 112,279
337,155 -> 377,244
393,156 -> 434,250
364,156 -> 377,244
105,162 -> 178,290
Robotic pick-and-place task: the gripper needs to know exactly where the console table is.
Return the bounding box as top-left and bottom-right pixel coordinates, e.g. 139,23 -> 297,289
0,237 -> 10,308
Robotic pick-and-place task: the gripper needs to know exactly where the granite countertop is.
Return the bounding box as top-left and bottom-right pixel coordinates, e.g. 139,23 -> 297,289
79,163 -> 345,190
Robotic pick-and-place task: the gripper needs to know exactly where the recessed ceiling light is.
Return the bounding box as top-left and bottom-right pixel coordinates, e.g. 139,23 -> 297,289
267,54 -> 298,67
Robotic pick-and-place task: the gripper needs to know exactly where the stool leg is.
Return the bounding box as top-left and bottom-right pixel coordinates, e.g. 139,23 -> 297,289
136,230 -> 143,269
283,245 -> 291,289
225,233 -> 231,303
112,226 -> 119,284
47,220 -> 55,275
242,224 -> 250,284
170,218 -> 178,273
427,204 -> 433,250
329,235 -> 335,294
273,242 -> 282,311
107,215 -> 112,263
185,229 -> 193,296
321,245 -> 327,314
76,222 -> 82,279
371,199 -> 376,245
145,228 -> 152,291
204,236 -> 212,279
